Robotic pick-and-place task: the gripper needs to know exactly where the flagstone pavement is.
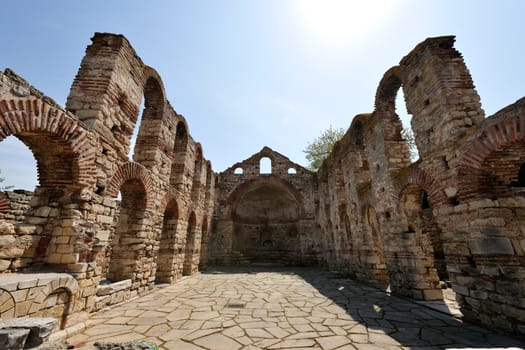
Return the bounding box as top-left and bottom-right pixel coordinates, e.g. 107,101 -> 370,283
67,267 -> 525,350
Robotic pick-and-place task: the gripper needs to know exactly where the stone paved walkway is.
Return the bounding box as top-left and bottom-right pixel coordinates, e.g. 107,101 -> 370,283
67,267 -> 525,350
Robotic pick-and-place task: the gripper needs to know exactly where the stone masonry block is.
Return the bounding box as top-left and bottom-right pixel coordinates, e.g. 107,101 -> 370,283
0,328 -> 30,350
469,237 -> 515,255
0,317 -> 57,348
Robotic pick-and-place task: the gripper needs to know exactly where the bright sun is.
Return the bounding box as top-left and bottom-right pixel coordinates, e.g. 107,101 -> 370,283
294,0 -> 398,48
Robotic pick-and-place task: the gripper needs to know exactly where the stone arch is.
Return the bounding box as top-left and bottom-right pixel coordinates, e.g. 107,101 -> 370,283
0,97 -> 96,188
132,66 -> 168,167
0,193 -> 9,213
226,176 -> 305,265
348,114 -> 368,150
259,156 -> 272,174
458,103 -> 525,199
32,275 -> 78,329
170,120 -> 189,186
398,183 -> 447,284
104,163 -> 154,283
374,66 -> 404,115
160,189 -> 183,217
199,216 -> 209,269
361,204 -> 389,284
393,167 -> 447,207
183,211 -> 198,276
191,143 -> 204,201
227,176 -> 305,218
204,161 -> 213,202
156,193 -> 182,283
0,289 -> 15,319
372,67 -> 412,168
105,162 -> 154,209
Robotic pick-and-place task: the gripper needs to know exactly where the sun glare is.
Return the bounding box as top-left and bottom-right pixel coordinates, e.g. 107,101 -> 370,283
294,0 -> 398,48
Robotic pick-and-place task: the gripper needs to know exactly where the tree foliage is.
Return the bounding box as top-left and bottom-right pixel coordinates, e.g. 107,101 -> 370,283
0,169 -> 13,191
304,125 -> 419,171
303,125 -> 345,171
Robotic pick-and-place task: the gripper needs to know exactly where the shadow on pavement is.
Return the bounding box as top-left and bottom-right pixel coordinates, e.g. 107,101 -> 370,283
203,266 -> 525,349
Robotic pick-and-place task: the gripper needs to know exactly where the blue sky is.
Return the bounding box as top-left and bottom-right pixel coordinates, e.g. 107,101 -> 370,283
0,0 -> 524,190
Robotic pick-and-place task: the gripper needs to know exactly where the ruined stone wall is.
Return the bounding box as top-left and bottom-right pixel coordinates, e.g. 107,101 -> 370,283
316,36 -> 525,336
0,32 -> 523,337
0,33 -> 216,327
210,147 -> 317,266
0,190 -> 37,272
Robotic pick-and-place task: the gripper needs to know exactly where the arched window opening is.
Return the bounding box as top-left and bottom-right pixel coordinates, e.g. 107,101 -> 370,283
260,157 -> 272,174
422,191 -> 431,209
396,89 -> 419,162
401,185 -> 448,283
156,199 -> 179,284
363,205 -> 389,284
191,147 -> 204,202
234,167 -> 244,175
515,163 -> 525,187
171,122 -> 189,186
287,168 -> 297,174
128,98 -> 144,161
41,288 -> 72,330
199,217 -> 209,269
106,179 -> 147,282
132,76 -> 166,168
183,212 -> 197,276
0,136 -> 38,191
205,163 -> 213,202
354,122 -> 364,146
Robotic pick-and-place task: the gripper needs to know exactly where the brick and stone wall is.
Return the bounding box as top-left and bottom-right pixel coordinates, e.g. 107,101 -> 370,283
0,33 -> 523,337
0,33 -> 216,330
209,147 -> 317,266
313,36 -> 525,336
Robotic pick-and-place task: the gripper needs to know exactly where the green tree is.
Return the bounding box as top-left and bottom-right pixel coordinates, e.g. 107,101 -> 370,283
0,169 -> 13,191
303,125 -> 345,171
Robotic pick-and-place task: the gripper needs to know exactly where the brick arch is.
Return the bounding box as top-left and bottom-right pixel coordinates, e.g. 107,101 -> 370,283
348,114 -> 370,149
183,207 -> 201,228
29,275 -> 78,323
0,193 -> 9,213
0,289 -> 15,318
393,167 -> 447,207
458,103 -> 525,198
170,119 -> 190,186
371,66 -> 412,166
460,108 -> 525,170
374,66 -> 404,113
33,275 -> 79,305
105,162 -> 155,209
226,175 -> 305,219
160,189 -> 183,218
132,66 -> 169,169
142,66 -> 167,116
0,98 -> 96,188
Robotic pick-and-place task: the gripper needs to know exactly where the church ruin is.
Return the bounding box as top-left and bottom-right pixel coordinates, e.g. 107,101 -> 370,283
0,33 -> 524,338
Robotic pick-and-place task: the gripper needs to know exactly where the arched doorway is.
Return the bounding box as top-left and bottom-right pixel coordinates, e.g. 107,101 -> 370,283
156,199 -> 179,283
183,212 -> 197,276
107,179 -> 148,282
400,184 -> 447,281
362,205 -> 389,283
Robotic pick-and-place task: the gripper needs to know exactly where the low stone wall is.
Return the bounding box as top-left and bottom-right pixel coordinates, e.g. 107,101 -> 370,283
0,273 -> 78,330
0,190 -> 33,224
95,280 -> 132,311
0,190 -> 39,273
0,317 -> 57,349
